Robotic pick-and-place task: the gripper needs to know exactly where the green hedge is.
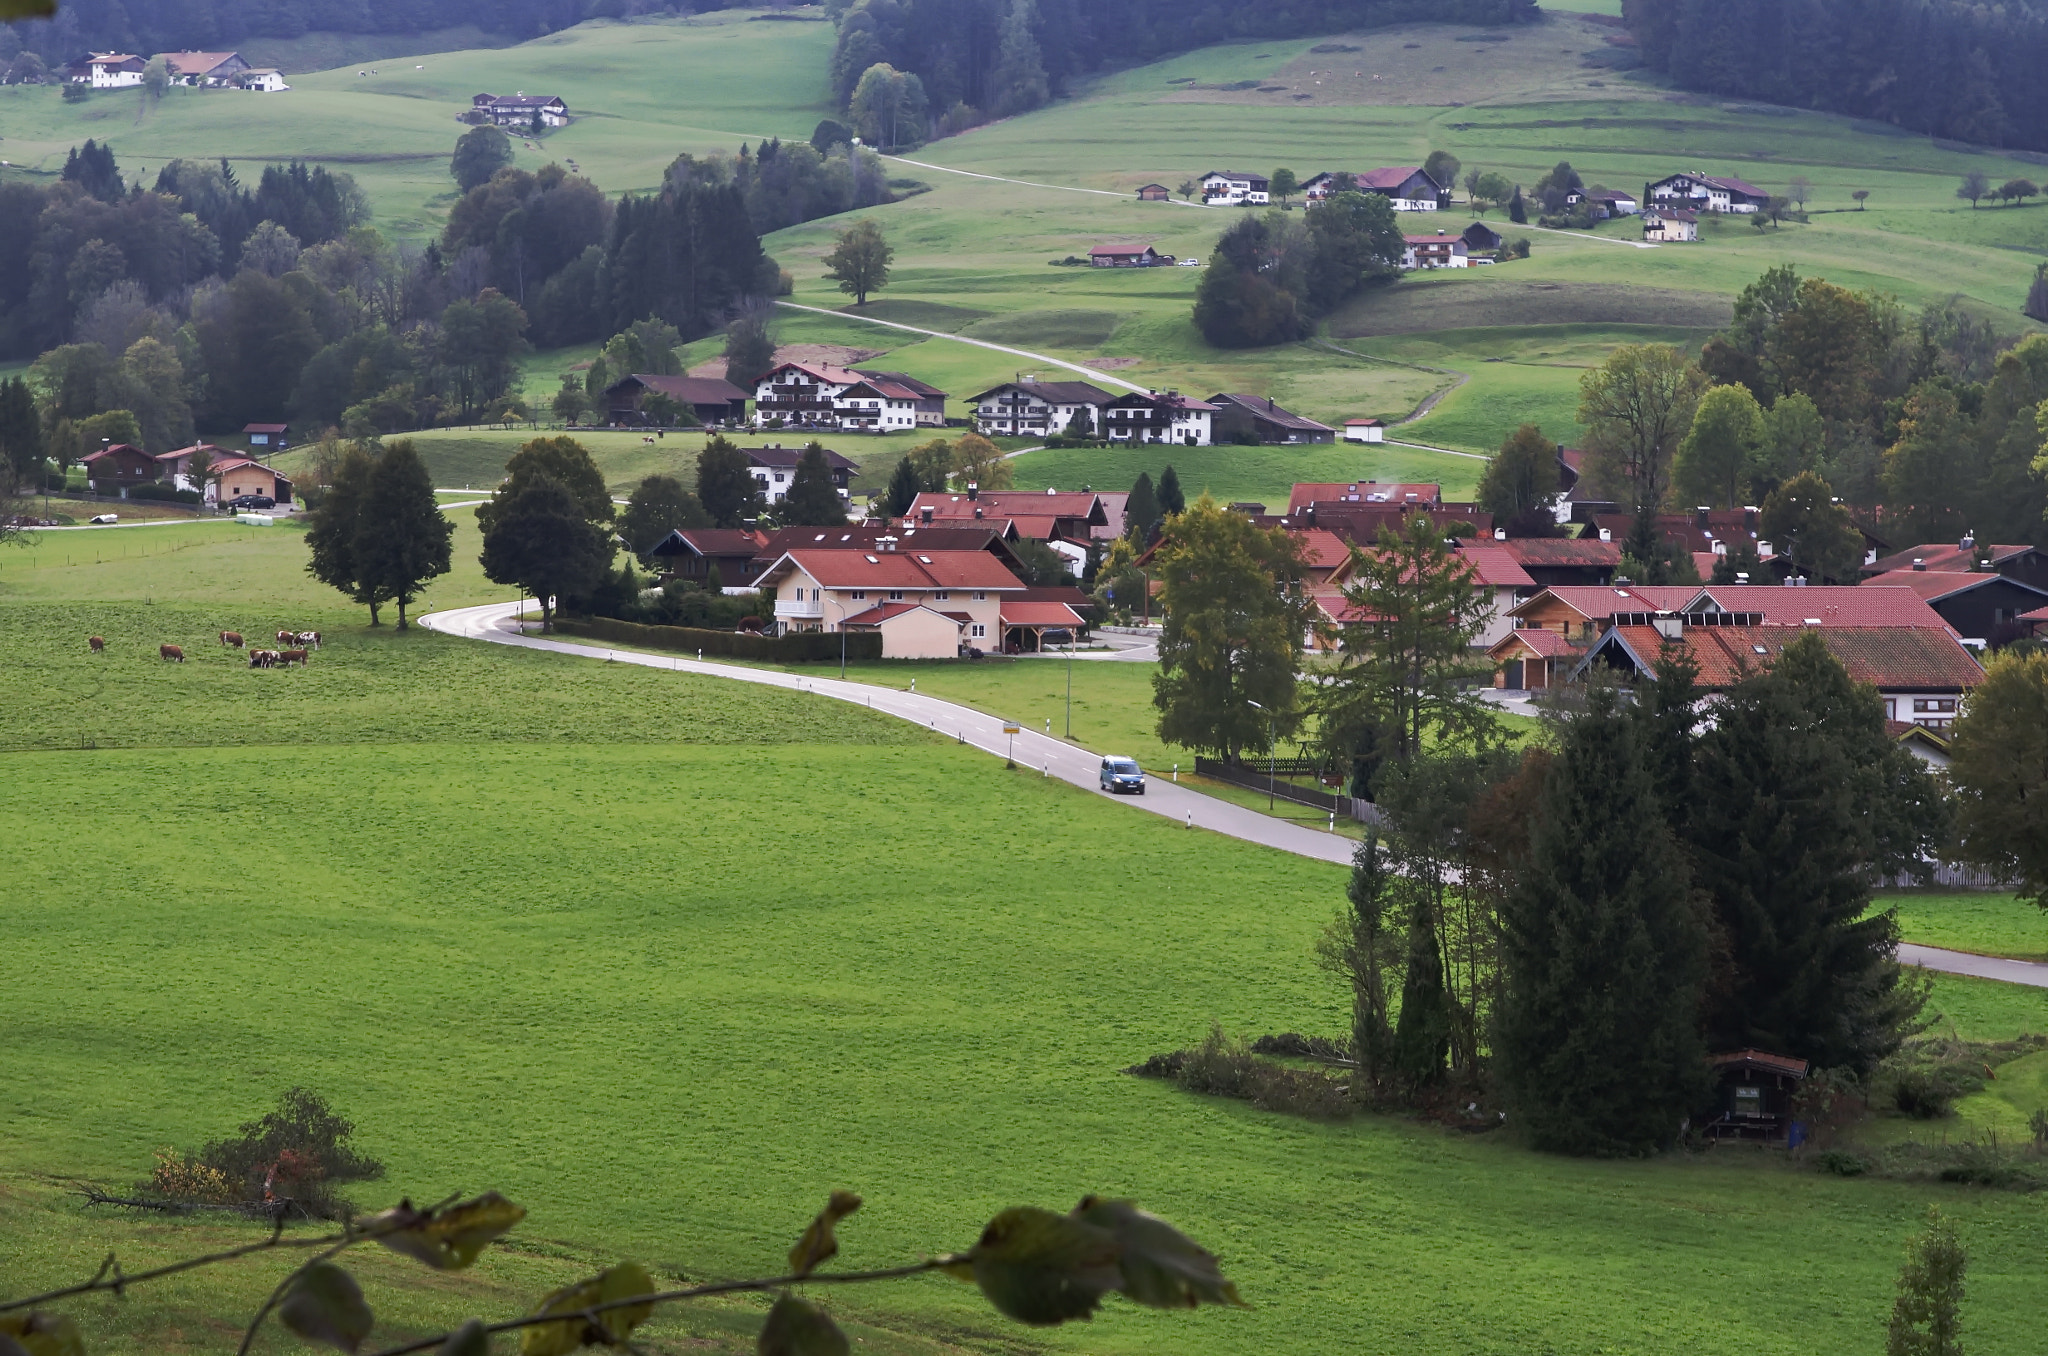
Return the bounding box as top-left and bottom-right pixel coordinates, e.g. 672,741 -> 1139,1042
556,615 -> 886,663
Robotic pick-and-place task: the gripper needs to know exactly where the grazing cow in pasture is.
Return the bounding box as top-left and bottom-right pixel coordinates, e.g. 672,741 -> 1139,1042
277,630 -> 295,646
295,631 -> 321,649
160,644 -> 184,662
88,636 -> 105,653
220,631 -> 244,648
641,435 -> 655,444
279,648 -> 308,667
248,649 -> 279,669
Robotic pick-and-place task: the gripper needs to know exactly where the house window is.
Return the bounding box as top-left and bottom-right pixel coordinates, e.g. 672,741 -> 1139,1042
850,590 -> 865,600
933,590 -> 948,600
1913,698 -> 1957,714
971,624 -> 986,639
812,588 -> 821,602
973,591 -> 986,601
888,590 -> 904,601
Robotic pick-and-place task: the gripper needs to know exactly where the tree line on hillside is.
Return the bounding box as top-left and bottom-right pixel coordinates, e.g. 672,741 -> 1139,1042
0,139 -> 782,461
1624,0 -> 2048,153
1142,491 -> 2048,1162
1192,189 -> 1407,347
825,0 -> 1535,145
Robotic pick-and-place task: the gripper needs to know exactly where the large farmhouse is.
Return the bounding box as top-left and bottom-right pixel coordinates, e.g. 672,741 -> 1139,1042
968,378 -> 1115,438
162,51 -> 251,86
66,52 -> 145,86
1303,168 -> 1449,210
604,373 -> 751,427
1102,391 -> 1215,446
472,93 -> 570,128
1200,170 -> 1270,205
1644,171 -> 1770,214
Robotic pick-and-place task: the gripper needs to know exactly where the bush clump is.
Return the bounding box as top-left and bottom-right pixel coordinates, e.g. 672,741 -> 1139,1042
1130,1028 -> 1352,1121
143,1087 -> 383,1219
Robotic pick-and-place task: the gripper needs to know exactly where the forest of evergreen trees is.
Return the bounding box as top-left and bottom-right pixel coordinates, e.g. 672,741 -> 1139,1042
828,0 -> 1536,127
1,0 -> 609,63
1623,0 -> 2048,153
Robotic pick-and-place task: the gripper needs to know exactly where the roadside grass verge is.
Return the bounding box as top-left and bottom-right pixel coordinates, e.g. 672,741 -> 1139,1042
1878,891 -> 2048,963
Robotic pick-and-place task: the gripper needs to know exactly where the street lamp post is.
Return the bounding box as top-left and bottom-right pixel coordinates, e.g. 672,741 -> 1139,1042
1246,699 -> 1276,811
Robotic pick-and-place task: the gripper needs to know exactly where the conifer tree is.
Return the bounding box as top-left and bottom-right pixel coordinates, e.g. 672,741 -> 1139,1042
1157,464 -> 1185,516
1124,471 -> 1160,544
1692,648 -> 1924,1071
883,454 -> 921,518
1495,687 -> 1709,1155
782,442 -> 848,525
989,0 -> 1050,117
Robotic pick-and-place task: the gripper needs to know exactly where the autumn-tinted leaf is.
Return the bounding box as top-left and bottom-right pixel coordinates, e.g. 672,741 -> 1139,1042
370,1193 -> 526,1271
787,1191 -> 861,1278
519,1262 -> 657,1356
758,1295 -> 849,1356
1069,1197 -> 1245,1310
0,1313 -> 85,1356
0,0 -> 56,20
963,1206 -> 1121,1326
279,1263 -> 375,1354
437,1319 -> 490,1356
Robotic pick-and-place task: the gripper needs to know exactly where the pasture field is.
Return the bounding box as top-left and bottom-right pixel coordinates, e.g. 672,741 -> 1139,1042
7,518 -> 2048,1352
1884,891 -> 2048,964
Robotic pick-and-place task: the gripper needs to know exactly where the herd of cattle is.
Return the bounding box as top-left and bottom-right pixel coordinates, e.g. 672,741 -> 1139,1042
91,630 -> 322,668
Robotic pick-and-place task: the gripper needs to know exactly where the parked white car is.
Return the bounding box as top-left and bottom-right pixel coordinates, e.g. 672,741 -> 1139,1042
88,513 -> 118,524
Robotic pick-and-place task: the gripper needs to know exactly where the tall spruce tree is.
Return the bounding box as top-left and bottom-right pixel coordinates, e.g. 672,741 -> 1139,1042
1690,656 -> 1921,1072
1496,686 -> 1709,1155
781,442 -> 848,525
1125,471 -> 1161,544
354,439 -> 454,630
697,434 -> 763,527
1157,463 -> 1185,516
883,455 -> 921,518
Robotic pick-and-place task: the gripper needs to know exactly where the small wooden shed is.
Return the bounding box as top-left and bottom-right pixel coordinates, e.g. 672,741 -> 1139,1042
1705,1049 -> 1809,1142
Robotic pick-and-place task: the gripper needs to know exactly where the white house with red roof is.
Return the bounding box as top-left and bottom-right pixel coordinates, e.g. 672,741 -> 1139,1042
1199,170 -> 1269,205
1402,232 -> 1469,269
1643,208 -> 1698,242
902,488 -> 1108,544
1644,171 -> 1770,214
834,376 -> 926,431
756,542 -> 1032,656
1101,390 -> 1215,445
753,361 -> 862,428
162,51 -> 251,86
1304,168 -> 1448,210
67,53 -> 145,87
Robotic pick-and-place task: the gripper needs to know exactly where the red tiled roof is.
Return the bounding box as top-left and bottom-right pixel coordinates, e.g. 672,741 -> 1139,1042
2023,604 -> 2048,622
1866,542 -> 2037,575
772,548 -> 1024,592
242,423 -> 287,434
1453,544 -> 1536,588
1292,528 -> 1355,571
1359,167 -> 1427,190
907,491 -> 1106,526
1601,625 -> 1982,691
1491,627 -> 1579,659
1687,584 -> 1951,630
1000,601 -> 1085,628
1510,585 -> 1698,621
162,51 -> 241,75
1289,482 -> 1440,513
1862,569 -> 2017,602
653,528 -> 763,558
1710,1049 -> 1810,1078
842,602 -> 947,627
616,372 -> 750,405
1500,538 -> 1624,567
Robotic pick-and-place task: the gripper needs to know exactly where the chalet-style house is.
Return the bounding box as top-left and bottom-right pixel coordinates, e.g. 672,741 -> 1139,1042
753,523 -> 1028,580
1342,418 -> 1385,443
1090,243 -> 1174,267
67,53 -> 144,86
1643,208 -> 1698,242
1863,567 -> 2048,647
1200,170 -> 1270,205
744,444 -> 857,508
1103,390 -> 1216,445
967,378 -> 1114,438
834,378 -> 923,432
1304,168 -> 1449,211
80,443 -> 157,491
1207,394 -> 1334,444
845,371 -> 946,427
242,422 -> 288,449
1136,184 -> 1171,201
753,361 -> 859,428
758,543 -> 1033,657
1584,189 -> 1639,217
472,93 -> 569,128
1288,482 -> 1440,513
904,487 -> 1108,542
1865,540 -> 2048,591
604,373 -> 751,427
163,51 -> 250,86
205,456 -> 293,506
153,443 -> 227,490
241,69 -> 289,92
648,527 -> 766,587
1644,171 -> 1769,214
1403,232 -> 1469,269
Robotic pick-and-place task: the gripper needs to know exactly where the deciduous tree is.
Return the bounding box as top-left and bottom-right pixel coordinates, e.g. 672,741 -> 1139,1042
1577,343 -> 1706,515
1948,649 -> 2048,907
1958,171 -> 1989,208
450,125 -> 514,193
1151,495 -> 1310,763
696,433 -> 762,528
1759,470 -> 1862,582
722,305 -> 778,388
477,435 -> 611,536
1673,383 -> 1764,509
950,432 -> 1011,491
823,219 -> 893,306
303,443 -> 388,624
479,473 -> 615,629
355,439 -> 454,629
1475,423 -> 1559,530
616,473 -> 708,560
1269,168 -> 1299,207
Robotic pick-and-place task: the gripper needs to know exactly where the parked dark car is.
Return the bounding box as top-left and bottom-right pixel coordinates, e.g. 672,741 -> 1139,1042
1099,756 -> 1146,795
228,494 -> 276,510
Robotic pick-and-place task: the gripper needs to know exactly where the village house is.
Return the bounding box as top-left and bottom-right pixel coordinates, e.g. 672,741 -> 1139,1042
753,361 -> 860,429
833,378 -> 923,432
1644,171 -> 1770,214
967,378 -> 1114,438
1497,537 -> 1621,588
1865,539 -> 2048,591
1207,393 -> 1335,444
1102,390 -> 1216,446
851,370 -> 947,426
1342,418 -> 1385,443
152,443 -> 228,491
1455,542 -> 1539,648
1304,168 -> 1449,210
744,444 -> 857,508
1642,207 -> 1699,242
753,524 -> 1028,580
1403,232 -> 1469,269
1288,482 -> 1440,513
67,53 -> 144,86
757,543 -> 1030,656
239,68 -> 289,92
603,373 -> 751,426
472,93 -> 570,128
1574,618 -> 1983,729
1460,221 -> 1504,254
1584,189 -> 1639,218
1862,567 -> 2048,647
80,443 -> 157,492
903,487 -> 1109,550
1135,184 -> 1171,201
1090,243 -> 1175,267
647,527 -> 767,588
1200,170 -> 1270,205
203,456 -> 293,506
242,422 -> 288,449
162,51 -> 251,86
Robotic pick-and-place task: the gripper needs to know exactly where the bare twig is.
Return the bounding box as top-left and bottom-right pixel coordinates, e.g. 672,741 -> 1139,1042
237,1194 -> 462,1356
362,1259 -> 955,1356
0,1215 -> 301,1314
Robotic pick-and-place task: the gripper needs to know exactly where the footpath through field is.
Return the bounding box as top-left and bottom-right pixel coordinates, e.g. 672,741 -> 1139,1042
421,600 -> 1354,866
775,301 -> 1150,392
420,600 -> 2048,987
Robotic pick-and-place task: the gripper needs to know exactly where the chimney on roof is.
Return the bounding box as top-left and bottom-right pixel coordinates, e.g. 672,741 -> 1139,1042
1758,540 -> 1773,558
1735,571 -> 1750,584
1960,533 -> 1975,551
1912,558 -> 1926,571
1743,506 -> 1757,530
1598,528 -> 1612,542
974,506 -> 984,519
1494,528 -> 1506,540
1405,493 -> 1418,502
919,506 -> 934,524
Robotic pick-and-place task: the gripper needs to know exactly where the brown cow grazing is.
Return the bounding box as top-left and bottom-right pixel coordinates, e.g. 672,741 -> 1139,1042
249,649 -> 278,669
88,636 -> 105,653
160,644 -> 185,662
220,631 -> 244,648
279,648 -> 308,667
295,631 -> 321,649
277,630 -> 295,646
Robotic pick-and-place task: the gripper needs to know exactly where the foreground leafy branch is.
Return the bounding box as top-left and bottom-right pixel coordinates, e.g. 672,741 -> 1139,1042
1,1187 -> 1243,1356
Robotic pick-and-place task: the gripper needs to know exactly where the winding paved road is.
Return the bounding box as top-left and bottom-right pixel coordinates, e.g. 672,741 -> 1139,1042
774,301 -> 1149,392
418,600 -> 2048,989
